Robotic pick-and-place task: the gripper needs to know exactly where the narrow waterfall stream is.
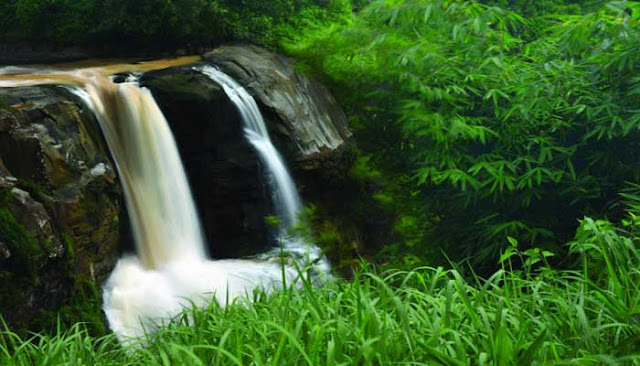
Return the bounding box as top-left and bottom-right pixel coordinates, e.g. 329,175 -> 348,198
199,66 -> 302,229
198,66 -> 330,273
0,59 -> 329,342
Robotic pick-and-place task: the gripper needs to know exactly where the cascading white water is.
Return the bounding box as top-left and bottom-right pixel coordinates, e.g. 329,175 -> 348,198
73,76 -> 302,342
198,66 -> 302,229
198,66 -> 329,272
72,77 -> 207,268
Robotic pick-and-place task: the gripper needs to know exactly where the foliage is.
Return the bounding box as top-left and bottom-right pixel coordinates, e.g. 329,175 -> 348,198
480,0 -> 603,17
2,215 -> 640,364
284,0 -> 640,266
0,0 -> 352,51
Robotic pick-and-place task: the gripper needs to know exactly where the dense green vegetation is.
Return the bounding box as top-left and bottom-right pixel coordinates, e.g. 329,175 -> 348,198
0,0 -> 348,52
286,0 -> 640,268
3,0 -> 640,363
2,217 -> 640,364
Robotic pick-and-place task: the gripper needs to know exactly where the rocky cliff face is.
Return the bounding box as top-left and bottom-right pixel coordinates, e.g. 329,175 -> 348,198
0,86 -> 121,333
203,45 -> 359,268
140,45 -> 354,259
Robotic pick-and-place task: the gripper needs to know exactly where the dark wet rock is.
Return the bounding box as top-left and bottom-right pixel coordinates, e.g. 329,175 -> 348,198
0,242 -> 10,261
0,86 -> 121,333
203,45 -> 359,264
142,45 -> 356,260
7,187 -> 61,258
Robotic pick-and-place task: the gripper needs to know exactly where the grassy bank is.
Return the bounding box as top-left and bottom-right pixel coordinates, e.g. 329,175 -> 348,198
2,218 -> 639,365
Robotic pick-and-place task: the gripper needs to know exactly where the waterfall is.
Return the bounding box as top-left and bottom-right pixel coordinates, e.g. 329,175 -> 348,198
198,66 -> 301,229
198,66 -> 329,272
72,75 -> 302,342
0,60 -> 330,342
71,76 -> 207,268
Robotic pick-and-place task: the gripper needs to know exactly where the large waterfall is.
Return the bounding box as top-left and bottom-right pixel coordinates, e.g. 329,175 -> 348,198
0,59 -> 329,342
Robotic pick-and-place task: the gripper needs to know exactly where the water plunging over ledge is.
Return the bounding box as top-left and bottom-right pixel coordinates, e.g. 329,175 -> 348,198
0,58 -> 330,342
198,65 -> 330,273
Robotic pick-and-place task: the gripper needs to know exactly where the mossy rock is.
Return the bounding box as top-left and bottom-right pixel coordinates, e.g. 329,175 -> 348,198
0,96 -> 19,114
0,187 -> 12,205
0,208 -> 44,276
0,84 -> 121,335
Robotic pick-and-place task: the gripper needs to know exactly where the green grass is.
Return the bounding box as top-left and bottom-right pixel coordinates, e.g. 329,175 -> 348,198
1,217 -> 640,365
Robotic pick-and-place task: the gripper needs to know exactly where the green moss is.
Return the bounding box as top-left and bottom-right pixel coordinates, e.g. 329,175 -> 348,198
0,185 -> 105,336
41,236 -> 58,256
0,208 -> 43,276
0,271 -> 30,335
62,233 -> 74,260
349,155 -> 381,181
15,179 -> 52,206
0,96 -> 19,114
0,187 -> 11,206
82,181 -> 113,227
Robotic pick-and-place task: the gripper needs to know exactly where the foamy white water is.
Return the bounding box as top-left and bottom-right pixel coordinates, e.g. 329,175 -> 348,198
102,256 -> 299,340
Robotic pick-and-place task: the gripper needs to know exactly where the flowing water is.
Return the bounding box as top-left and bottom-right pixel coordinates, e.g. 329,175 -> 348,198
72,78 -> 207,268
0,58 -> 328,342
198,66 -> 302,229
198,66 -> 330,273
